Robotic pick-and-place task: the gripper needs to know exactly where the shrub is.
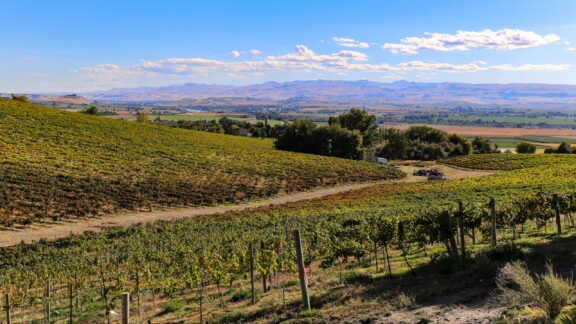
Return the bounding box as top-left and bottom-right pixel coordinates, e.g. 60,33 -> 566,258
299,309 -> 319,318
230,289 -> 250,302
516,142 -> 537,154
343,270 -> 372,285
163,300 -> 184,314
230,289 -> 260,303
497,261 -> 575,320
391,291 -> 416,309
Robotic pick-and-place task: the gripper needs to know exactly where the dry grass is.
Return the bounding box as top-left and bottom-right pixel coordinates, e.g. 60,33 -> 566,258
497,261 -> 575,320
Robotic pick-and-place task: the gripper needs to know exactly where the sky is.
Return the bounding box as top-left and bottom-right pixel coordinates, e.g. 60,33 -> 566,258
2,0 -> 576,92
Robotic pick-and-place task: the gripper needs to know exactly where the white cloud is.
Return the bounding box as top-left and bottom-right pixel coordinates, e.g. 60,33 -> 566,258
249,49 -> 262,55
383,29 -> 560,54
566,47 -> 576,52
267,45 -> 368,62
230,50 -> 241,58
79,45 -> 569,81
332,37 -> 370,48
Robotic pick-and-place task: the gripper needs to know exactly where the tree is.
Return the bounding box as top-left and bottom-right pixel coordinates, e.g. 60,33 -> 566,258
83,106 -> 100,116
516,142 -> 536,154
275,120 -> 364,159
378,126 -> 471,160
472,136 -> 493,154
557,142 -> 572,154
329,108 -> 378,148
136,112 -> 148,123
11,94 -> 29,103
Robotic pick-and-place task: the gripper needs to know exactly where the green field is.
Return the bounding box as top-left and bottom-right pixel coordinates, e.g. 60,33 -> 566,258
443,116 -> 576,125
465,136 -> 550,149
515,135 -> 576,143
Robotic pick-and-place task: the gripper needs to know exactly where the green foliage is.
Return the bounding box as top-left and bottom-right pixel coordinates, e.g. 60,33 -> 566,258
328,108 -> 378,147
230,289 -> 251,302
275,119 -> 365,159
11,94 -> 29,102
379,126 -> 471,160
516,141 -> 537,154
472,136 -> 496,154
162,300 -> 184,313
299,309 -> 319,318
558,142 -> 573,154
136,112 -> 148,123
82,106 -> 100,115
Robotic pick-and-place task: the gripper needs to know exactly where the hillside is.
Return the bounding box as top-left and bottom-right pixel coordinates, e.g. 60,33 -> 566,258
0,99 -> 402,226
2,153 -> 576,322
32,94 -> 91,105
83,80 -> 576,108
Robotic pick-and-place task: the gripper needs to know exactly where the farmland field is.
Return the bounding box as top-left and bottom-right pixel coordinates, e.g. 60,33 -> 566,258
383,123 -> 576,137
0,99 -> 402,226
440,116 -> 576,125
149,114 -> 252,122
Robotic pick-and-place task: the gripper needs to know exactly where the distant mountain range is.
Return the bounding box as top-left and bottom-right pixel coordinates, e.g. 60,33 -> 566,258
45,80 -> 576,108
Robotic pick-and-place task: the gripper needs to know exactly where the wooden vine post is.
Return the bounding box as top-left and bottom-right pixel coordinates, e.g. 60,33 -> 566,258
442,210 -> 462,270
46,279 -> 52,323
68,282 -> 74,324
489,197 -> 497,247
293,229 -> 311,311
248,242 -> 256,305
553,194 -> 562,236
458,201 -> 465,260
121,292 -> 130,324
4,293 -> 11,324
260,241 -> 267,292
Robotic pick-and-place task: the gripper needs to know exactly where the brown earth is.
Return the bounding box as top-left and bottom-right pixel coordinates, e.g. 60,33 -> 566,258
383,123 -> 576,137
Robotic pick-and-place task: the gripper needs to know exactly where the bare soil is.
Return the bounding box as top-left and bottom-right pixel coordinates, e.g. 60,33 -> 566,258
384,123 -> 576,137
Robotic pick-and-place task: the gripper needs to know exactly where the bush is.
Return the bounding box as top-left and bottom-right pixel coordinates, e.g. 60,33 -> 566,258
299,309 -> 319,318
391,291 -> 416,309
516,142 -> 537,154
230,289 -> 250,302
343,270 -> 372,285
163,300 -> 184,313
496,261 -> 575,320
230,289 -> 261,303
379,126 -> 472,160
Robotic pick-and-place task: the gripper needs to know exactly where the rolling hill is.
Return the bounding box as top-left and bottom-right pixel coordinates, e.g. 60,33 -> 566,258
0,99 -> 402,226
83,80 -> 576,108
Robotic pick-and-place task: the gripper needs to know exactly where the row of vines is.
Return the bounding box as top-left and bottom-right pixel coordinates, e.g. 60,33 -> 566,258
1,186 -> 575,322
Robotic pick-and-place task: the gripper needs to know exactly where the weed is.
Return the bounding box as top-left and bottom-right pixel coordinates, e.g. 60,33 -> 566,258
497,261 -> 574,319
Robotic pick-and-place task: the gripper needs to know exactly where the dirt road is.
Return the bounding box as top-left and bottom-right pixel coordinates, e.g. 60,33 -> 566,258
0,164 -> 494,247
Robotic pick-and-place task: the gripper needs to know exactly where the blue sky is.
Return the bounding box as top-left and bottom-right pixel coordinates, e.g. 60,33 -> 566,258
2,0 -> 576,92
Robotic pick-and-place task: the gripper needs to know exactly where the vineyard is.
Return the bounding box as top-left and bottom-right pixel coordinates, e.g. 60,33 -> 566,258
1,154 -> 576,322
0,99 -> 402,226
443,153 -> 576,171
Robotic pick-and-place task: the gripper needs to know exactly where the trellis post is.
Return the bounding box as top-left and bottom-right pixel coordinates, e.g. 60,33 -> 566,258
121,292 -> 130,324
4,293 -> 11,324
458,201 -> 466,260
553,194 -> 562,236
249,242 -> 256,305
293,229 -> 311,310
490,197 -> 497,247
